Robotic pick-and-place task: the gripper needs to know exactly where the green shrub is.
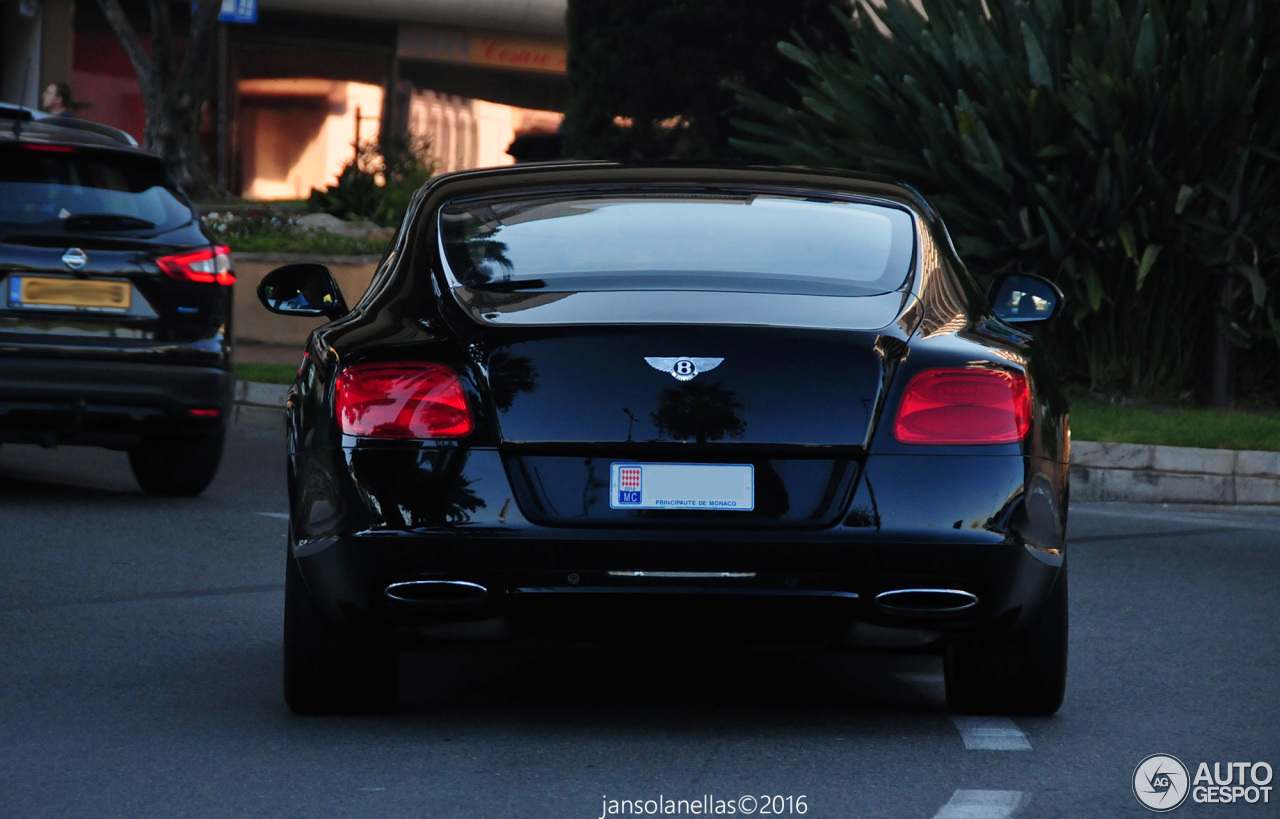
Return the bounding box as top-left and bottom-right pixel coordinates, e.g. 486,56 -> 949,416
734,0 -> 1280,402
307,132 -> 435,227
202,209 -> 387,255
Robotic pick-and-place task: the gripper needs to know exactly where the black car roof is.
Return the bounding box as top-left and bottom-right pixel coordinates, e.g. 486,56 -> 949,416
0,102 -> 142,150
415,160 -> 939,222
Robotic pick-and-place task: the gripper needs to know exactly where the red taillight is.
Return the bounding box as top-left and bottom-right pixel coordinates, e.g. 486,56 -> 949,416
23,144 -> 77,153
157,245 -> 234,285
893,368 -> 1031,445
335,363 -> 473,439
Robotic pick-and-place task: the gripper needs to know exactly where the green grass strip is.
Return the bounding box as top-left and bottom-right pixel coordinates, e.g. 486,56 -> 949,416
235,363 -> 299,385
1071,401 -> 1280,452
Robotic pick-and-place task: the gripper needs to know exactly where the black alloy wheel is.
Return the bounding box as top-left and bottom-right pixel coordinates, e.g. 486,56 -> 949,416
128,431 -> 227,496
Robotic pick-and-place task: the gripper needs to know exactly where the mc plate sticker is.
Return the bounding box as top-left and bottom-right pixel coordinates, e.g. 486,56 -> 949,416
610,463 -> 754,511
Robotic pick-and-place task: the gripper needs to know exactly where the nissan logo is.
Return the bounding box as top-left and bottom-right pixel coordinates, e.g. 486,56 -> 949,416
61,248 -> 89,270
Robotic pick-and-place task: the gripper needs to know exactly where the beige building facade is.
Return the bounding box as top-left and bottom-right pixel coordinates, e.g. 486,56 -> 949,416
1,0 -> 568,199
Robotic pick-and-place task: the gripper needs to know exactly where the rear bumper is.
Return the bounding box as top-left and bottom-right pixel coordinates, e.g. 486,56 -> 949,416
288,446 -> 1068,648
293,532 -> 1061,647
0,356 -> 233,446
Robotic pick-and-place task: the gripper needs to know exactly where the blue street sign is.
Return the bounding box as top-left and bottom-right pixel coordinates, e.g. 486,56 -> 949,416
219,0 -> 258,24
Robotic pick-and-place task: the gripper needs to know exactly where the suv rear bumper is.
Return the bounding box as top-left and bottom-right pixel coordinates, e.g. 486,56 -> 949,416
0,356 -> 233,447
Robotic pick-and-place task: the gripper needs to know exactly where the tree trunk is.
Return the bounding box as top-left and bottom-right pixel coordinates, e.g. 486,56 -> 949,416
1204,274 -> 1236,408
1203,0 -> 1261,409
94,0 -> 225,199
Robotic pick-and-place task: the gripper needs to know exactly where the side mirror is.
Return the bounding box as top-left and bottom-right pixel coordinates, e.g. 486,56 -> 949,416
988,273 -> 1063,324
257,263 -> 348,319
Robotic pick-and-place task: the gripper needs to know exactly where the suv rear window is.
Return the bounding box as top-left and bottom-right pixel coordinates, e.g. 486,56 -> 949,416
0,145 -> 193,233
440,190 -> 916,297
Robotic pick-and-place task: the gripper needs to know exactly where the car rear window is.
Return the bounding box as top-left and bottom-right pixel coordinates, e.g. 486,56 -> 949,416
439,190 -> 916,297
0,145 -> 194,233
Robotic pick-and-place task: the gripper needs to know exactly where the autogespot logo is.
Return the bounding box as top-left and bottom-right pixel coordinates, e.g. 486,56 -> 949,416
1134,754 -> 1191,812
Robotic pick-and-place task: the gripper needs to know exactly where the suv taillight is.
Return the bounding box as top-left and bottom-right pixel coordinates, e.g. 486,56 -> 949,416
22,144 -> 77,153
335,363 -> 473,439
893,368 -> 1030,445
157,245 -> 234,285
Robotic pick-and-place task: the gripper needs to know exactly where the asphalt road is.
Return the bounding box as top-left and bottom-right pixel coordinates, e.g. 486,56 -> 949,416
1,427 -> 1277,818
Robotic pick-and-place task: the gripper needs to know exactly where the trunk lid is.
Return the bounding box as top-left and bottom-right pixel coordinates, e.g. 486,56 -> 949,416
470,317 -> 904,528
485,324 -> 889,447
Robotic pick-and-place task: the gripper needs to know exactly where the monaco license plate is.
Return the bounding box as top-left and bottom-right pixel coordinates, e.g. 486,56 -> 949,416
9,276 -> 131,311
610,463 -> 754,511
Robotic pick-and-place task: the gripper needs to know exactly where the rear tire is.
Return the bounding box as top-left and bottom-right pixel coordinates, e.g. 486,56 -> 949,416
283,548 -> 399,714
944,564 -> 1068,716
128,431 -> 225,496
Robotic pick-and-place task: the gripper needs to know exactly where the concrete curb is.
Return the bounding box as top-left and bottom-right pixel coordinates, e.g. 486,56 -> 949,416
231,382 -> 1280,506
233,381 -> 290,431
1070,441 -> 1280,505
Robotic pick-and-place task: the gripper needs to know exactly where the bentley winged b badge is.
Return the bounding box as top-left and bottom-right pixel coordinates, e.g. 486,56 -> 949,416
644,356 -> 724,382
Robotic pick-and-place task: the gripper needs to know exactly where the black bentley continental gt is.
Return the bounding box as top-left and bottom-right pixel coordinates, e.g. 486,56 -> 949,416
259,163 -> 1069,715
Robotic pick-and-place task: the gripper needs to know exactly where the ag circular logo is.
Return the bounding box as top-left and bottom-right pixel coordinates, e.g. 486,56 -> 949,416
1134,754 -> 1191,812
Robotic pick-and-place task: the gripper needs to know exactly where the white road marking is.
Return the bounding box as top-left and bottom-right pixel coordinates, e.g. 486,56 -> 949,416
951,716 -> 1033,751
257,512 -> 290,520
894,673 -> 1033,751
933,789 -> 1027,819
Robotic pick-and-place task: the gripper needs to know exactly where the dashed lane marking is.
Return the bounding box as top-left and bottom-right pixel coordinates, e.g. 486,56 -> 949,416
895,673 -> 1033,750
257,512 -> 290,520
933,789 -> 1028,819
950,716 -> 1033,751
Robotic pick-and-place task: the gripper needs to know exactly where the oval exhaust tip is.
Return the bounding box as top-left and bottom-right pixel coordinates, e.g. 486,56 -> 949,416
875,588 -> 978,615
385,580 -> 488,607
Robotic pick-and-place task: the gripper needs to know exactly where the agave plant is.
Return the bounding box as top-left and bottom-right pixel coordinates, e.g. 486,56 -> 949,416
734,0 -> 1280,402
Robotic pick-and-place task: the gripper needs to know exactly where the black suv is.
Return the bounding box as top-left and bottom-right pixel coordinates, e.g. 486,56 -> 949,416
0,105 -> 234,495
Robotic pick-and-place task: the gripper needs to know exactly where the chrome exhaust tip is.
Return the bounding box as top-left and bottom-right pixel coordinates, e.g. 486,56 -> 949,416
874,588 -> 978,615
384,580 -> 488,607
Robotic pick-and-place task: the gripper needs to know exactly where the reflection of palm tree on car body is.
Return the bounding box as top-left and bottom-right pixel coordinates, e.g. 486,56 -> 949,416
651,381 -> 746,444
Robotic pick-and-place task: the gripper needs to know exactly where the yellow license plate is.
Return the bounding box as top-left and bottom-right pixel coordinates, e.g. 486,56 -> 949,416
16,276 -> 131,310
